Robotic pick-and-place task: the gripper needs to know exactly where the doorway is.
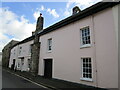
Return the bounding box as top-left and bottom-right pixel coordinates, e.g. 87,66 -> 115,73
44,59 -> 53,78
11,59 -> 15,70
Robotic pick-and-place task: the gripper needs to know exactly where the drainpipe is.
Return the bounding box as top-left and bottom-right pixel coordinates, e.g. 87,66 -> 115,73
91,15 -> 98,87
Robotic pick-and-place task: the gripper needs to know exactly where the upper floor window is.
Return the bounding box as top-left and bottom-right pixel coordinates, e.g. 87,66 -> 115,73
19,47 -> 22,55
20,47 -> 22,49
80,26 -> 91,48
14,50 -> 15,55
48,38 -> 52,52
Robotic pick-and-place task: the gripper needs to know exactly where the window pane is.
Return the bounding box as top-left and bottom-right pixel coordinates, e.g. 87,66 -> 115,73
88,36 -> 90,40
86,64 -> 88,67
49,46 -> 51,50
83,58 -> 85,62
83,68 -> 86,72
83,73 -> 85,77
88,64 -> 91,68
86,74 -> 88,78
89,74 -> 92,78
89,69 -> 92,73
88,74 -> 92,78
87,39 -> 90,44
86,58 -> 88,62
83,64 -> 86,67
88,58 -> 91,62
86,69 -> 89,73
83,41 -> 85,45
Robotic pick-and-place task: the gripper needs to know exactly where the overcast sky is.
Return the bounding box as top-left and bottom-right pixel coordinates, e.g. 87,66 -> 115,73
0,0 -> 102,52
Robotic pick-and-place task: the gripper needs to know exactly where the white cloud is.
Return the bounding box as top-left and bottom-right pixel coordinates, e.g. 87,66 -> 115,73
47,8 -> 59,18
33,10 -> 40,20
37,5 -> 45,11
40,5 -> 45,11
64,0 -> 102,17
0,7 -> 36,52
33,5 -> 59,21
33,5 -> 45,20
73,0 -> 102,9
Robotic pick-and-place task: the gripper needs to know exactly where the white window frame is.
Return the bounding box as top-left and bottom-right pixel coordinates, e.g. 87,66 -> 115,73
47,38 -> 52,52
80,26 -> 91,48
80,57 -> 93,82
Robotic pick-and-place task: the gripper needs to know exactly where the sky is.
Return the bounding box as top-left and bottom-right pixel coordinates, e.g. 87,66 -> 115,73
0,0 -> 102,52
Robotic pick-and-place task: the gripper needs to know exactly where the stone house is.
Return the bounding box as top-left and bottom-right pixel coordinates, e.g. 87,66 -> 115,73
2,40 -> 19,67
8,2 -> 120,89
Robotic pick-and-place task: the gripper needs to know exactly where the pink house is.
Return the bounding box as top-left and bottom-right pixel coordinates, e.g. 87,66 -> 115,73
9,2 -> 120,89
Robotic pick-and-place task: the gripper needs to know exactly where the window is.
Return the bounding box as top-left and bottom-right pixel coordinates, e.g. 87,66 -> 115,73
21,59 -> 24,66
28,59 -> 31,68
19,47 -> 22,55
19,50 -> 21,55
48,38 -> 52,51
14,50 -> 15,55
80,26 -> 91,47
18,63 -> 20,67
20,47 -> 22,49
81,58 -> 92,81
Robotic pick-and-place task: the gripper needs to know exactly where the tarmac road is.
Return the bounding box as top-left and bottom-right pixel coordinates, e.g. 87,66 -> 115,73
2,66 -> 51,90
0,65 -> 2,90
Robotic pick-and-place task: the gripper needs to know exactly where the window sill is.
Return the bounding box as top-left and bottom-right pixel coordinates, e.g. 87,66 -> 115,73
80,44 -> 91,49
47,50 -> 52,53
80,78 -> 93,82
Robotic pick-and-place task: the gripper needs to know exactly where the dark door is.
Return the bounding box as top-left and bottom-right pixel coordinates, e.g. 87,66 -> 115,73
11,59 -> 15,70
44,59 -> 52,78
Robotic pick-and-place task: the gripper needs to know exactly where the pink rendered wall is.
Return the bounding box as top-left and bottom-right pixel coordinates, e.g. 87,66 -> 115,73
39,16 -> 97,87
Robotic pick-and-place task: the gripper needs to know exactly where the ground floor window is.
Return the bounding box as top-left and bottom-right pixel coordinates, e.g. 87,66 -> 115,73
21,58 -> 24,66
81,57 -> 92,80
18,63 -> 20,67
28,59 -> 31,68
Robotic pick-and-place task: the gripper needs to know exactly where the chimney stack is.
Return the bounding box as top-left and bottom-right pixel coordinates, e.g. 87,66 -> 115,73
35,13 -> 44,34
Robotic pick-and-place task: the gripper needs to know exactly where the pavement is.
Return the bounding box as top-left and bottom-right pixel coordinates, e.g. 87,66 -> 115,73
2,67 -> 107,90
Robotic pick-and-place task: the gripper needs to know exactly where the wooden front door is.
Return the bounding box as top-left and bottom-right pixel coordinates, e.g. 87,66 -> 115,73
44,59 -> 52,78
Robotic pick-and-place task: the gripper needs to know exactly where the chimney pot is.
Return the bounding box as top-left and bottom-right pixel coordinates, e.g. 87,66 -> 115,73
72,6 -> 81,15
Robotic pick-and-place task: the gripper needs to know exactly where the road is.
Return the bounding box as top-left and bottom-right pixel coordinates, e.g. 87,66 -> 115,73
2,66 -> 50,89
0,65 -> 2,90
